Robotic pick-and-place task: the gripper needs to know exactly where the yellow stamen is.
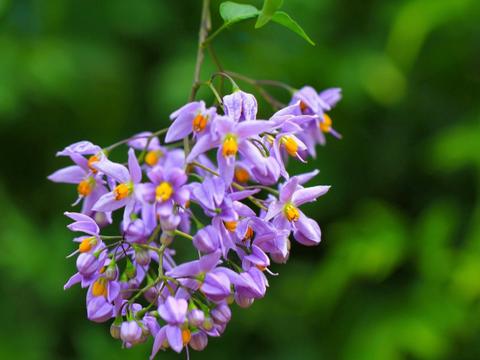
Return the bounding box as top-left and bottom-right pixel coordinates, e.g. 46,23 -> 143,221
92,278 -> 108,297
244,226 -> 254,241
284,203 -> 300,222
87,155 -> 99,173
320,113 -> 332,133
234,167 -> 249,183
224,221 -> 238,232
256,265 -> 267,272
145,150 -> 162,166
222,135 -> 238,157
299,100 -> 309,114
192,114 -> 208,133
182,328 -> 191,345
77,178 -> 94,197
79,237 -> 96,253
155,182 -> 173,202
281,136 -> 298,157
114,183 -> 131,201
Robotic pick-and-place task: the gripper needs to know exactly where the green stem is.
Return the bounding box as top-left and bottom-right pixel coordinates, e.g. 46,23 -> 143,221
174,229 -> 194,241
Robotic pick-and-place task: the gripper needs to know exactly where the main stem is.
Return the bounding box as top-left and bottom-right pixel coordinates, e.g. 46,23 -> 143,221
185,0 -> 211,160
189,0 -> 211,102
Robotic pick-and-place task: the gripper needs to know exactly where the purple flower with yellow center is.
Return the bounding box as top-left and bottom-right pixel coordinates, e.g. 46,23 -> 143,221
265,176 -> 330,246
289,86 -> 342,147
92,148 -> 142,225
128,131 -> 167,167
165,101 -> 216,143
270,131 -> 307,179
137,166 -> 189,217
150,296 -> 189,356
186,116 -> 275,185
48,141 -> 108,215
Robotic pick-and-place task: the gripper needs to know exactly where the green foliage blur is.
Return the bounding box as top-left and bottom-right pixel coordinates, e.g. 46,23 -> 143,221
0,0 -> 479,359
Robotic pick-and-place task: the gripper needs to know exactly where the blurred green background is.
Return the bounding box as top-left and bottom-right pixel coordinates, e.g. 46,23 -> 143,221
1,0 -> 479,359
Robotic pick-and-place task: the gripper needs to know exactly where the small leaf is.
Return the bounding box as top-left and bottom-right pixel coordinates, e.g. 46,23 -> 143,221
271,11 -> 315,46
255,0 -> 283,28
219,1 -> 260,25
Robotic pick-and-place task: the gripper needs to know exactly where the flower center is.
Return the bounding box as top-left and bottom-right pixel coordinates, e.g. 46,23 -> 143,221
182,328 -> 191,345
114,183 -> 132,200
281,136 -> 298,157
222,134 -> 238,157
234,166 -> 249,183
284,203 -> 300,222
77,178 -> 94,197
299,100 -> 309,114
319,113 -> 332,133
144,150 -> 162,166
92,278 -> 108,297
87,155 -> 100,173
224,221 -> 238,232
192,113 -> 208,133
244,226 -> 254,241
79,236 -> 97,253
155,182 -> 173,202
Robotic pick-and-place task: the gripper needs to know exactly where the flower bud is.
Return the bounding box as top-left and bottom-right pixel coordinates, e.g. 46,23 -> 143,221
193,225 -> 219,253
235,293 -> 254,308
135,248 -> 151,266
251,156 -> 280,185
104,265 -> 118,281
211,304 -> 231,324
202,317 -> 214,331
160,232 -> 174,246
189,331 -> 208,351
188,309 -> 205,327
144,286 -> 158,304
120,321 -> 143,345
110,323 -> 121,339
124,219 -> 146,243
76,253 -> 99,277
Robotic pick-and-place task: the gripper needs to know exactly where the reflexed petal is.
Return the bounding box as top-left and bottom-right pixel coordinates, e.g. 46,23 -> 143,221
279,177 -> 299,203
48,165 -> 85,184
165,113 -> 193,143
292,185 -> 330,206
236,120 -> 274,139
166,325 -> 183,353
92,192 -> 128,212
264,201 -> 283,221
128,148 -> 142,183
186,134 -> 217,162
93,158 -> 130,183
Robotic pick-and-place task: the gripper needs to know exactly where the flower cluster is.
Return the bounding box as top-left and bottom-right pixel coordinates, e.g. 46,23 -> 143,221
49,85 -> 341,358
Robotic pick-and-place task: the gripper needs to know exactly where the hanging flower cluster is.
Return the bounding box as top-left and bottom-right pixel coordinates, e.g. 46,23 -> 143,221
49,86 -> 341,357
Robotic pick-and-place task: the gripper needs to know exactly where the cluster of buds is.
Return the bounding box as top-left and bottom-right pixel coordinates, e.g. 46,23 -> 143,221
49,84 -> 341,358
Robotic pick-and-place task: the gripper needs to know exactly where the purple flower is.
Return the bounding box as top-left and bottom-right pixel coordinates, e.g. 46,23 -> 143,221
137,166 -> 189,217
151,297 -> 188,355
186,115 -> 275,185
189,331 -> 208,351
265,176 -> 330,245
165,101 -> 216,143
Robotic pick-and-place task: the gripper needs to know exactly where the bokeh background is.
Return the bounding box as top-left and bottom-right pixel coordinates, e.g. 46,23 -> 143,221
1,0 -> 479,359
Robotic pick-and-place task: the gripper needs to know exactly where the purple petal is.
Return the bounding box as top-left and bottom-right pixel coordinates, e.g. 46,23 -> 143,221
292,185 -> 330,206
186,134 -> 217,163
165,114 -> 193,143
48,165 -> 85,184
279,177 -> 299,203
92,192 -> 128,212
236,120 -> 274,139
93,157 -> 130,183
166,325 -> 183,353
128,148 -> 142,183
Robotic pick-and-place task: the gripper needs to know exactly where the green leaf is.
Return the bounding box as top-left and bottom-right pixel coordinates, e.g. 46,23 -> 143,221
271,11 -> 315,46
219,1 -> 260,25
255,0 -> 283,28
